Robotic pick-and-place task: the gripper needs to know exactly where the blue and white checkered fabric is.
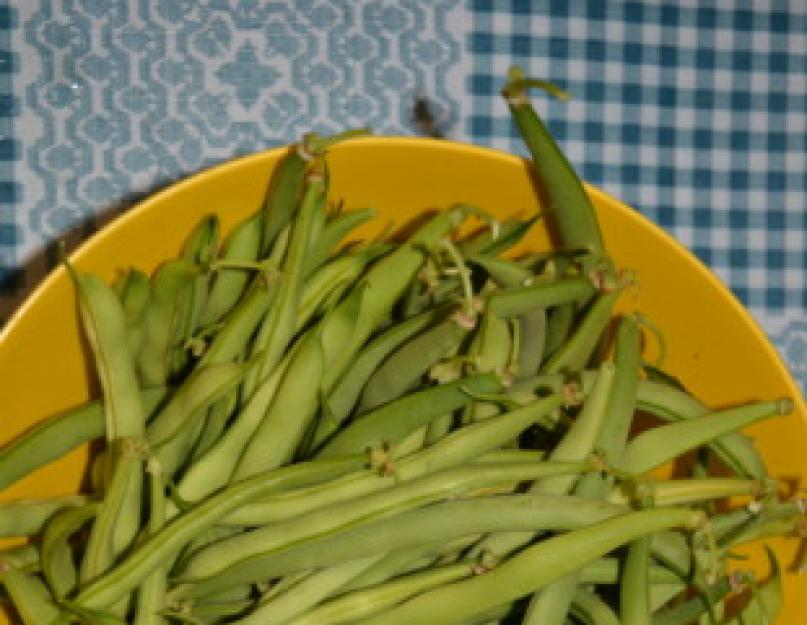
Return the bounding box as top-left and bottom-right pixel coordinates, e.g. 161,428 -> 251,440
0,1 -> 805,392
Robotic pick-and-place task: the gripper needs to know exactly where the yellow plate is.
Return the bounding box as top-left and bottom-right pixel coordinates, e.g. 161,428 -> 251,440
1,137 -> 805,620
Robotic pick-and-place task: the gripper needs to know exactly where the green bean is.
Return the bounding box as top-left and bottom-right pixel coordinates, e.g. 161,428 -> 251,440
458,216 -> 538,257
515,307 -> 547,380
620,534 -> 652,625
180,215 -> 220,334
356,316 -> 471,415
200,213 -> 262,327
610,477 -> 773,508
198,224 -> 289,368
0,545 -> 40,574
349,508 -> 704,625
620,399 -> 792,475
648,583 -> 687,613
0,387 -> 167,493
80,438 -> 145,585
296,248 -> 387,334
597,315 -> 641,462
0,495 -> 86,538
717,501 -> 804,550
133,459 -> 168,625
42,503 -> 98,598
541,289 -> 621,375
147,360 -> 251,476
502,66 -> 605,258
174,347 -> 295,505
233,557 -> 380,625
317,305 -> 453,447
318,373 -> 503,459
191,460 -> 594,565
116,268 -> 151,360
466,253 -> 534,290
340,543 -> 470,595
651,576 -> 733,625
73,457 -> 365,610
261,142 -> 310,254
181,493 -> 631,594
304,208 -> 377,275
521,573 -> 578,625
486,276 -> 596,318
0,558 -> 60,625
318,207 -> 467,392
578,558 -> 681,585
636,381 -> 769,480
138,260 -> 199,387
570,588 -> 621,625
234,329 -> 325,478
284,562 -> 475,625
188,389 -> 238,464
70,268 -> 146,439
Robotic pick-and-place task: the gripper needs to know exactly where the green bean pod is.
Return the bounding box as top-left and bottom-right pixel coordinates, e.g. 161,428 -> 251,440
651,576 -> 733,625
115,268 -> 151,360
620,534 -> 652,625
147,360 -> 252,476
318,373 -> 503,458
70,268 -> 146,439
296,247 -> 387,334
247,158 -> 327,393
191,460 -> 594,568
636,381 -> 770,480
502,66 -> 605,258
188,388 -> 238,464
225,394 -> 564,526
175,348 -> 296,505
0,545 -> 40,574
0,558 -> 60,625
356,315 -> 472,415
80,438 -> 145,585
233,557 -> 381,625
541,288 -> 622,375
570,588 -> 621,625
304,207 -> 376,275
620,399 -> 792,475
348,508 -> 704,625
73,457 -> 366,611
180,214 -> 220,335
486,276 -> 596,318
234,329 -> 325,478
133,460 -> 168,625
41,503 -> 98,598
319,207 -> 468,392
0,495 -> 86,538
137,260 -> 199,387
284,562 -> 475,625
181,493 -> 633,594
200,213 -> 262,327
0,387 -> 166,493
317,305 -> 452,447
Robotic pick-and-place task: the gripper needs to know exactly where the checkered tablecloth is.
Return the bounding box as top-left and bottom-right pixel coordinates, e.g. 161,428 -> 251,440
0,1 -> 805,393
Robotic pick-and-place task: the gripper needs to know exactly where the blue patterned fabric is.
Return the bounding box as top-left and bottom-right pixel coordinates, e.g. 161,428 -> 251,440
0,1 -> 805,393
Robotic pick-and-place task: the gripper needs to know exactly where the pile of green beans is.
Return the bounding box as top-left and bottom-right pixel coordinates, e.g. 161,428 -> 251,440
0,68 -> 801,625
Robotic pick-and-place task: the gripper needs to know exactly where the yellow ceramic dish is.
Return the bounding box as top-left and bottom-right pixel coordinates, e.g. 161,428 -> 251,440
1,137 -> 805,621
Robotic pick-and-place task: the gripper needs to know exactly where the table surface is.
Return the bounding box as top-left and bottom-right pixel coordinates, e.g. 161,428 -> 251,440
0,1 -> 804,394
